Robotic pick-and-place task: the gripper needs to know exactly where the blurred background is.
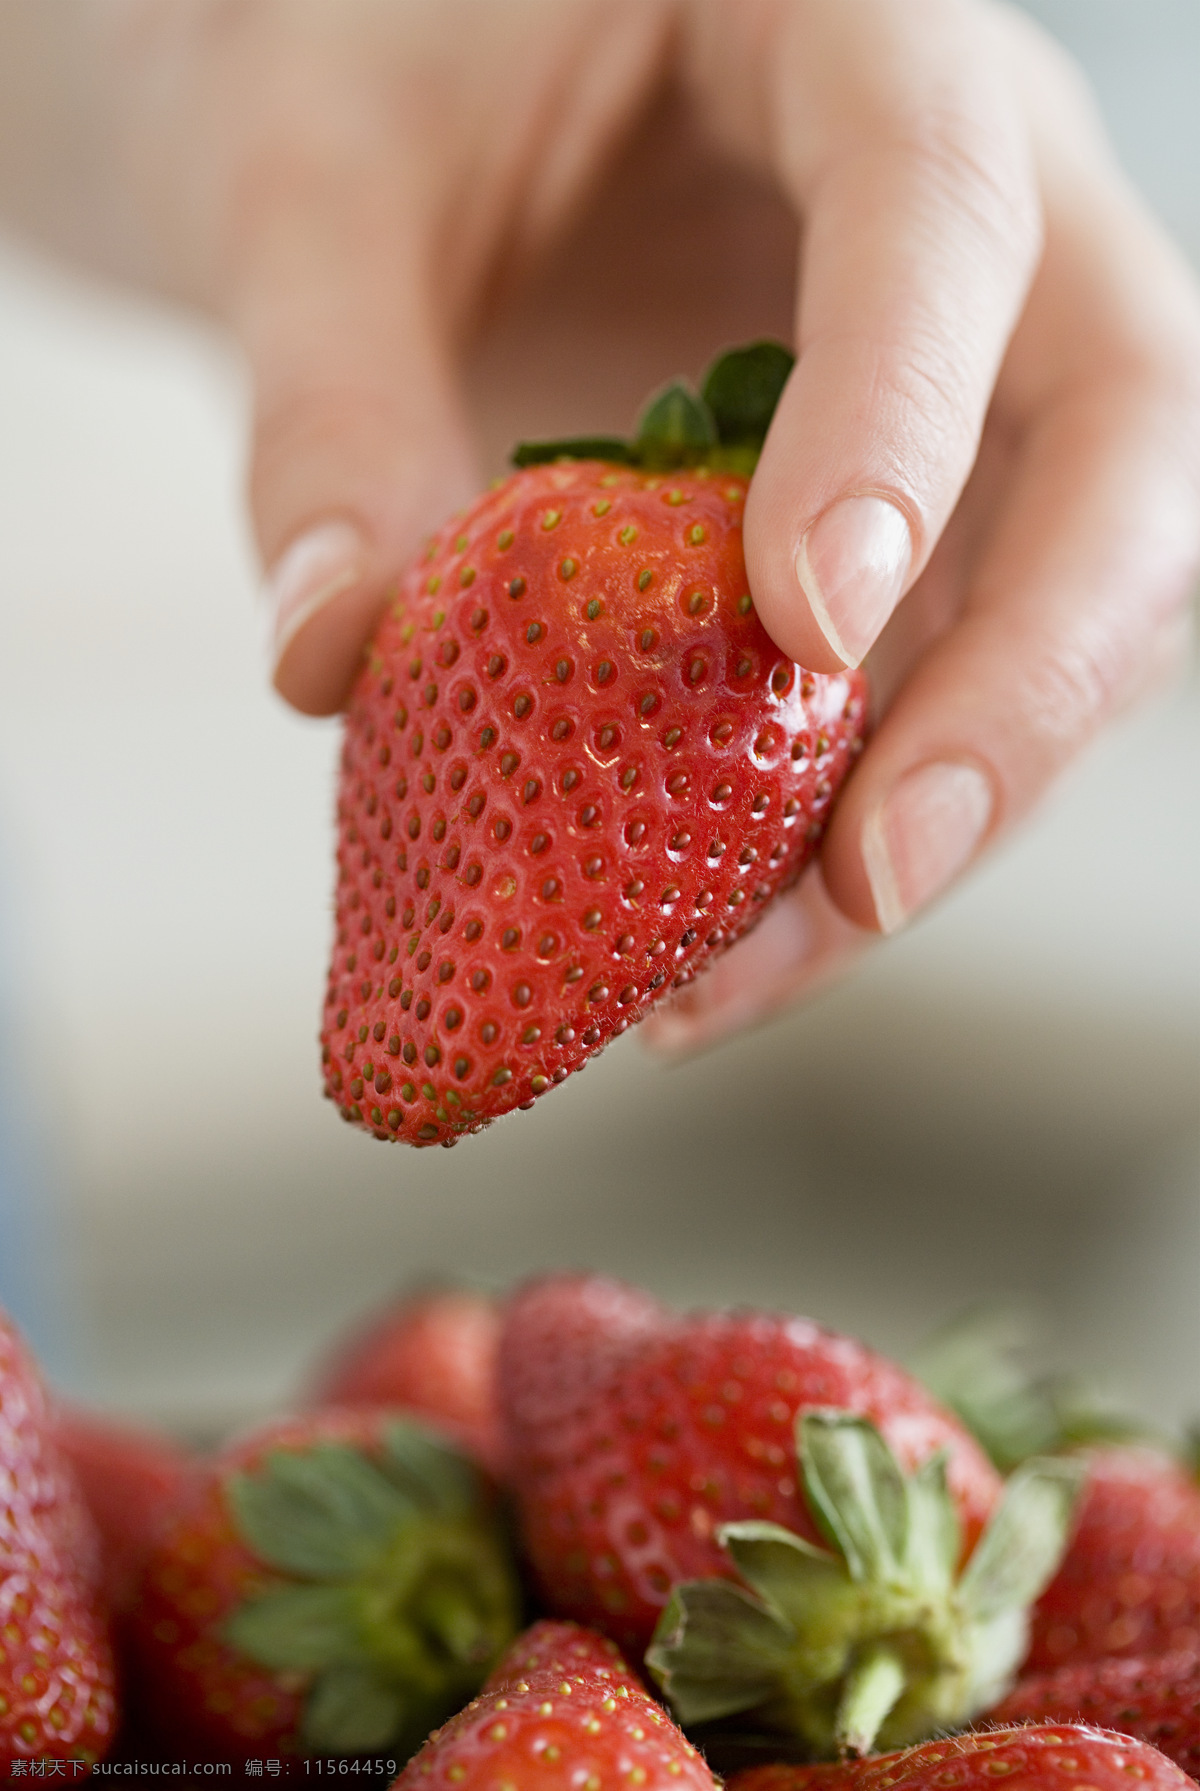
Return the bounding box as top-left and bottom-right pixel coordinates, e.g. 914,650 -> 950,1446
0,0 -> 1196,1436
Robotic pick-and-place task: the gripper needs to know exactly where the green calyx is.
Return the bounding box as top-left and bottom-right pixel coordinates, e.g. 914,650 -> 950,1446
645,1411 -> 1083,1760
222,1422 -> 520,1758
909,1307 -> 1156,1474
512,340 -> 795,476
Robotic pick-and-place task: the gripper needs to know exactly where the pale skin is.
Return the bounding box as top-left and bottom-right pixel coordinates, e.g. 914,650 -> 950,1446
3,0 -> 1199,1049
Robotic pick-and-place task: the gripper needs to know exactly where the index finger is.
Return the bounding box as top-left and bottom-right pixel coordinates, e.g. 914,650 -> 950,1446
689,0 -> 1042,672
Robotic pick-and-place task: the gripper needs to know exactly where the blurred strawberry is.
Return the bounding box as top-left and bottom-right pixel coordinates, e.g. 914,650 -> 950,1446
988,1649 -> 1200,1782
724,1724 -> 1195,1791
498,1275 -> 1003,1647
53,1403 -> 194,1614
127,1407 -> 521,1762
909,1311 -> 1200,1673
1025,1447 -> 1200,1670
498,1276 -> 1074,1757
393,1618 -> 717,1788
908,1307 -> 1154,1476
0,1314 -> 117,1769
306,1286 -> 502,1473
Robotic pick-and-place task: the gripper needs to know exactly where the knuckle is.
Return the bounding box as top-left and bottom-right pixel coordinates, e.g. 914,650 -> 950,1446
883,325 -> 983,464
840,324 -> 986,531
886,104 -> 1043,275
1018,635 -> 1120,751
1011,580 -> 1194,759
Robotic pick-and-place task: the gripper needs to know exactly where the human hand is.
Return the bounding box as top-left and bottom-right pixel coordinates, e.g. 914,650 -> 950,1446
104,0 -> 1200,1047
651,0 -> 1200,1047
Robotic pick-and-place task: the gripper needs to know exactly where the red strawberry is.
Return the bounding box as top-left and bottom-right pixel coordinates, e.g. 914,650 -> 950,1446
498,1274 -> 1002,1646
1025,1448 -> 1200,1671
988,1650 -> 1200,1782
0,1315 -> 117,1768
306,1286 -> 503,1473
127,1407 -> 521,1762
322,344 -> 867,1145
478,1618 -> 646,1694
497,1276 -> 1077,1758
724,1724 -> 1195,1791
53,1403 -> 194,1614
392,1618 -> 718,1788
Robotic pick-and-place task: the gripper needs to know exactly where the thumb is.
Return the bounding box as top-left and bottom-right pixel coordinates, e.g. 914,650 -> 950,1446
238,176 -> 477,716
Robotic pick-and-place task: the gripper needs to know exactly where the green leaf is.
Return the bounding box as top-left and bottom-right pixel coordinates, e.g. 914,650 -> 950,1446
228,1445 -> 416,1581
903,1451 -> 959,1596
381,1421 -> 482,1517
224,1584 -> 366,1673
634,381 -> 718,468
700,341 -> 794,448
220,1429 -> 521,1764
958,1455 -> 1085,1620
718,1520 -> 846,1628
799,1414 -> 909,1584
414,1580 -> 497,1667
646,1580 -> 796,1726
908,1308 -> 1069,1470
959,1606 -> 1033,1719
649,1412 -> 1085,1761
302,1662 -> 407,1754
511,435 -> 634,469
908,1307 -> 1156,1472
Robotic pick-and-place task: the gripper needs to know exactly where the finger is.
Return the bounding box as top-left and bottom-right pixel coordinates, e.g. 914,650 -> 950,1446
226,95 -> 478,715
641,866 -> 874,1055
690,0 -> 1043,673
820,363 -> 1200,935
814,8 -> 1200,937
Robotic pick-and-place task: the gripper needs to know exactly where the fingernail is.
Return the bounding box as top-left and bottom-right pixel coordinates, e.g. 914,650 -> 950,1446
266,520 -> 367,671
862,761 -> 993,935
796,495 -> 911,667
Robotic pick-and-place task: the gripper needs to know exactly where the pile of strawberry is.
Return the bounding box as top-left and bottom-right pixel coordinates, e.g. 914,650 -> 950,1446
4,1277 -> 1199,1785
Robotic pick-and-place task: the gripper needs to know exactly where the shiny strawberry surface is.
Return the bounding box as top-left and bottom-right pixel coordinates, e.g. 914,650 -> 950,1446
393,1619 -> 716,1788
324,461 -> 866,1144
727,1725 -> 1195,1791
990,1650 -> 1200,1782
498,1275 -> 1002,1654
1027,1449 -> 1200,1670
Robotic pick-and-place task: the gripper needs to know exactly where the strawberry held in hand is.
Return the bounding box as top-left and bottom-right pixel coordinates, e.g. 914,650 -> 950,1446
0,1315 -> 117,1769
322,344 -> 867,1144
393,1619 -> 718,1789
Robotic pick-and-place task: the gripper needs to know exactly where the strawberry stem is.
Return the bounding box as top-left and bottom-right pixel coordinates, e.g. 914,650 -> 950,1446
646,1413 -> 1084,1761
222,1422 -> 521,1757
511,340 -> 795,474
836,1644 -> 906,1757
